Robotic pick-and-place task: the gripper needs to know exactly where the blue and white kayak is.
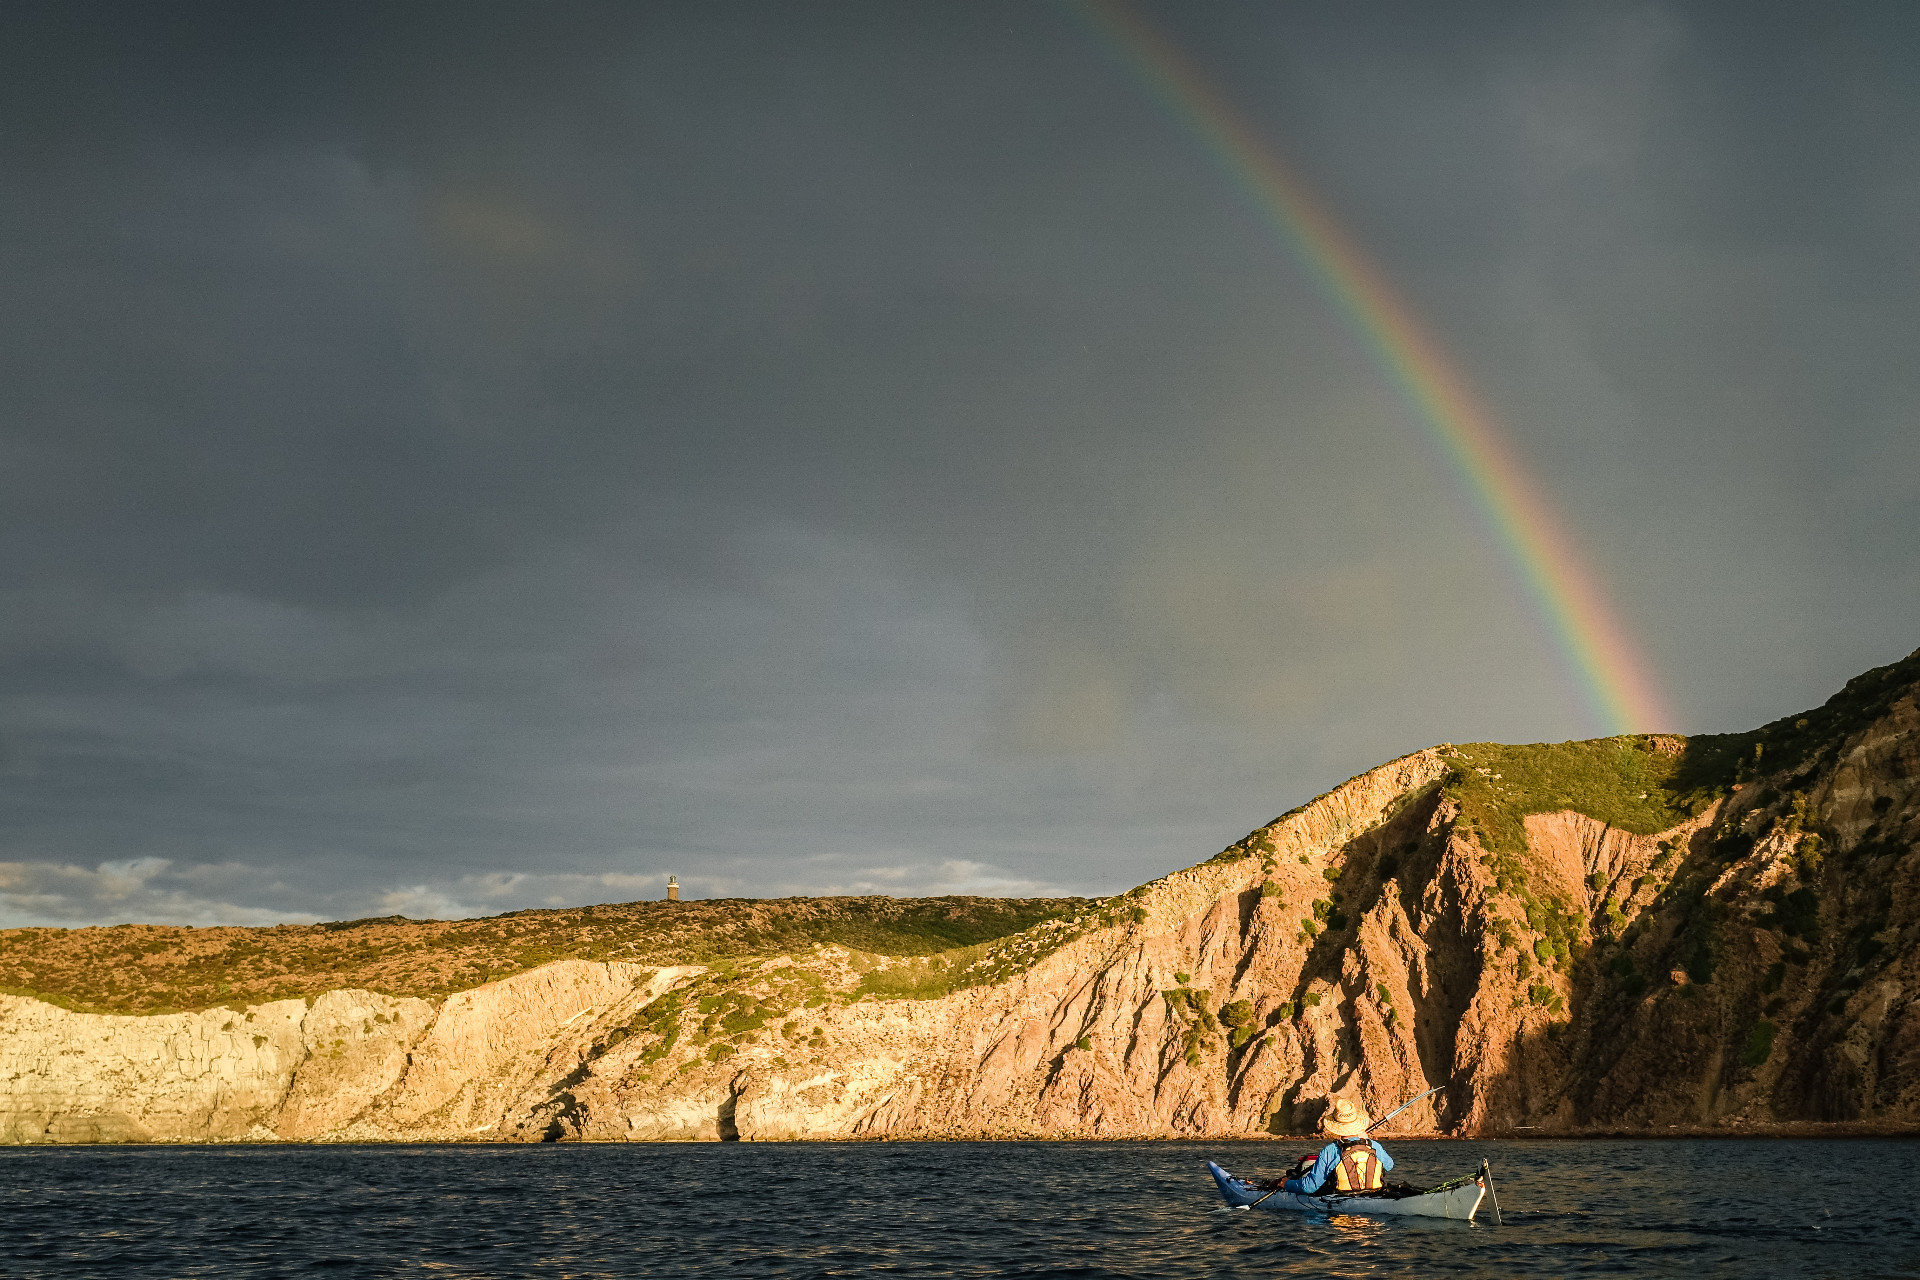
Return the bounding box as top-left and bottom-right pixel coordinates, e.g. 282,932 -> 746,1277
1208,1161 -> 1487,1221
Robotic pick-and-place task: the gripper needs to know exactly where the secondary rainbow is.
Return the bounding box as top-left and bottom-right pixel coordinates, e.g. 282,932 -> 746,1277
1076,0 -> 1668,734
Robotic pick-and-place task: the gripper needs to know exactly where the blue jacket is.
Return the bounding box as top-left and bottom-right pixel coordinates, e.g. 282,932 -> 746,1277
1283,1139 -> 1394,1193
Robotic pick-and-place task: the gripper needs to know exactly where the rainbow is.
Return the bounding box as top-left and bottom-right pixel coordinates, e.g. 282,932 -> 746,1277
1075,0 -> 1669,734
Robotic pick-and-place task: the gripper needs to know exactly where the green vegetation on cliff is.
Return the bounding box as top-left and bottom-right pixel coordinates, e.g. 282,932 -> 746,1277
1736,647 -> 1920,778
1441,647 -> 1920,856
1441,736 -> 1729,855
1439,734 -> 1745,1002
0,895 -> 1089,1015
852,912 -> 1093,1002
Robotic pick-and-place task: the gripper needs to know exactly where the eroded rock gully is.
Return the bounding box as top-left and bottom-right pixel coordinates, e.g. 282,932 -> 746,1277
6,663 -> 1920,1143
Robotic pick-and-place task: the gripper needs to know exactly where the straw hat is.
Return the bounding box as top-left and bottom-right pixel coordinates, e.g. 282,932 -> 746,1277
1320,1096 -> 1372,1138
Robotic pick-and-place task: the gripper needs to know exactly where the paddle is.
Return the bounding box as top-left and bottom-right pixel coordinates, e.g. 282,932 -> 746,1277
1364,1084 -> 1447,1134
1244,1084 -> 1448,1210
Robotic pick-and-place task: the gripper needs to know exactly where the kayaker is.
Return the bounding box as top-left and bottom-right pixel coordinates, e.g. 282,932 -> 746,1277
1279,1096 -> 1393,1194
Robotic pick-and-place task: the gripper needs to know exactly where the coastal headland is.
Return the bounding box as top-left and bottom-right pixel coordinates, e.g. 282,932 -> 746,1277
5,648 -> 1916,1143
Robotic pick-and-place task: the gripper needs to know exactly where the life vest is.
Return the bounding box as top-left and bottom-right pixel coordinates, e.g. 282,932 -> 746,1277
1329,1138 -> 1385,1191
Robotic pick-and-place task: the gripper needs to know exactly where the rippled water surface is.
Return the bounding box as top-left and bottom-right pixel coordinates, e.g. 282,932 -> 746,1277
5,1139 -> 1919,1277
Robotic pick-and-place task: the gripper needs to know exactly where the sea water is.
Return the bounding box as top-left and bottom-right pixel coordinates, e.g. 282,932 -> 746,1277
4,1139 -> 1917,1277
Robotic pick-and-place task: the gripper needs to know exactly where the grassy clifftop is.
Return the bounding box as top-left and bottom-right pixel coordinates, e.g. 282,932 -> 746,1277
1441,735 -> 1726,854
0,894 -> 1089,1015
1443,646 -> 1920,854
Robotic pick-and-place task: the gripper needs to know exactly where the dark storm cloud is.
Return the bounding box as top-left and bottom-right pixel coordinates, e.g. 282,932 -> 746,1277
2,2 -> 1916,924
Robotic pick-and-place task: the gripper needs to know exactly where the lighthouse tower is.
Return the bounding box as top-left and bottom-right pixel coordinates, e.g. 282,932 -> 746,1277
666,875 -> 679,902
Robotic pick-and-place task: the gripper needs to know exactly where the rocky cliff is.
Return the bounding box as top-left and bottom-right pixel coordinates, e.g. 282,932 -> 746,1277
4,648 -> 1917,1143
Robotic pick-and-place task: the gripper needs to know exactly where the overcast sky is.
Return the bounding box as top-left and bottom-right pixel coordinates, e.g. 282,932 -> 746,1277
2,1 -> 1916,927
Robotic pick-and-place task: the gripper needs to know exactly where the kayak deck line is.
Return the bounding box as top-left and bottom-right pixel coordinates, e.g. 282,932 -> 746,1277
1207,1160 -> 1488,1222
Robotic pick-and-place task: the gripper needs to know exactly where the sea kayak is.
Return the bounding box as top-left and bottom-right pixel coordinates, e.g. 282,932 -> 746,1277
1208,1161 -> 1488,1221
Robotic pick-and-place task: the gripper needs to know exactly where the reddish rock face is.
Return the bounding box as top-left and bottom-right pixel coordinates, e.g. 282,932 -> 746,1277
3,651 -> 1919,1143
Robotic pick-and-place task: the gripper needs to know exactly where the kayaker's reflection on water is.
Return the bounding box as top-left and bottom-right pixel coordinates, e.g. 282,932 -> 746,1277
1322,1212 -> 1389,1243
